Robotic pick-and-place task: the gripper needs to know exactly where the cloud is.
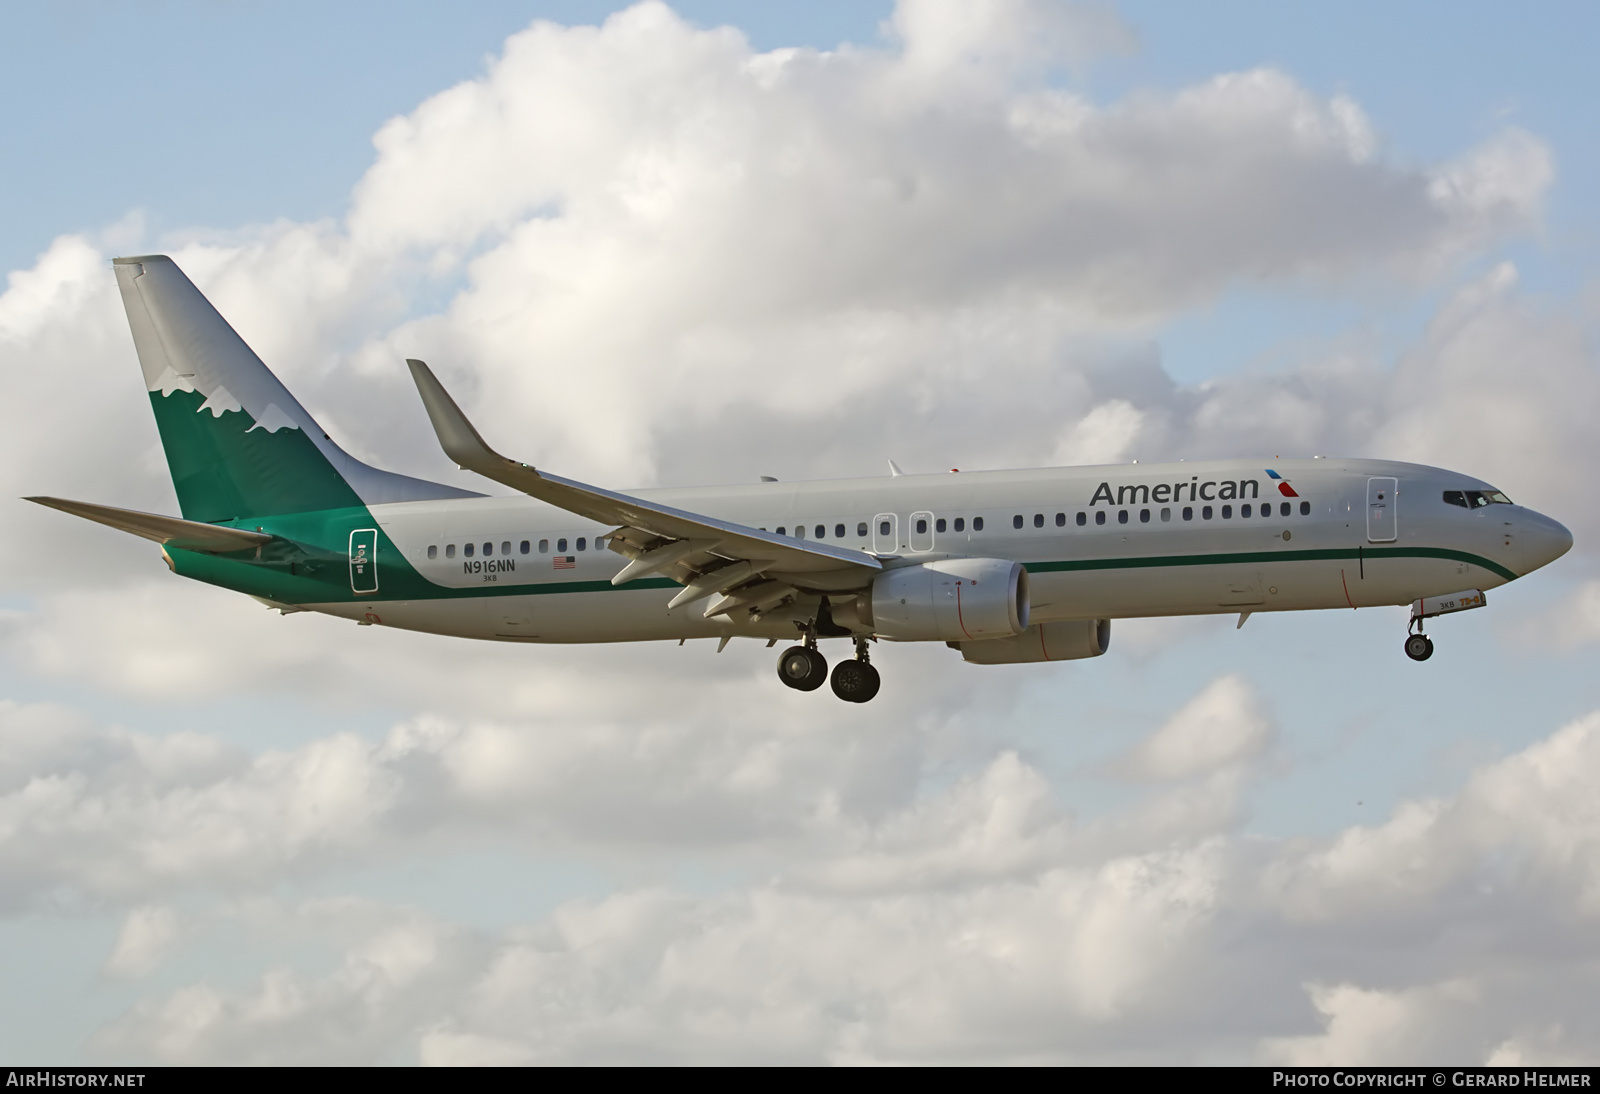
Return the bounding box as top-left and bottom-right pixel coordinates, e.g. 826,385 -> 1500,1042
1121,674 -> 1274,782
1540,578 -> 1600,649
95,899 -> 484,1065
0,0 -> 1556,507
1260,979 -> 1483,1066
103,904 -> 186,979
68,696 -> 1600,1064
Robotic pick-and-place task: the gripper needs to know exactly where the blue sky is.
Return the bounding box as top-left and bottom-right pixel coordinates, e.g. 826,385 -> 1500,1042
2,0 -> 1597,1065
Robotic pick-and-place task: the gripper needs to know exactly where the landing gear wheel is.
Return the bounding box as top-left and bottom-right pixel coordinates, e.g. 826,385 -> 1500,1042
777,646 -> 828,691
830,659 -> 881,703
1404,633 -> 1434,662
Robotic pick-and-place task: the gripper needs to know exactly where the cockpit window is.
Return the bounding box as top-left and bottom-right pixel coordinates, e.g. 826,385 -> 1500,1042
1445,489 -> 1512,508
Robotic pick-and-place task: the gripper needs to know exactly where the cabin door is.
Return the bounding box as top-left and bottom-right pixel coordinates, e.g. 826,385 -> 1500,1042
1366,478 -> 1398,543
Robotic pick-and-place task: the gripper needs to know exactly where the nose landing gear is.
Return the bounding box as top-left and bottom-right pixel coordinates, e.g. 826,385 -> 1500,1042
1404,632 -> 1434,661
1402,590 -> 1485,662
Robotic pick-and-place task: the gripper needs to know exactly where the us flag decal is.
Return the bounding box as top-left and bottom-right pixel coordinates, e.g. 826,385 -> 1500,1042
553,556 -> 576,569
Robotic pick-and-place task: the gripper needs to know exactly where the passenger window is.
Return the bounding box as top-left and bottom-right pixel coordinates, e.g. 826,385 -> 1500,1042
815,524 -> 825,539
954,517 -> 965,532
1117,510 -> 1128,524
577,537 -> 587,551
427,545 -> 437,559
857,522 -> 868,537
974,517 -> 984,531
1203,506 -> 1214,520
483,542 -> 493,556
1076,512 -> 1086,527
538,539 -> 548,554
447,544 -> 456,558
520,540 -> 530,554
1055,513 -> 1065,527
1182,507 -> 1193,521
1299,501 -> 1310,515
465,543 -> 475,557
502,541 -> 511,556
796,526 -> 806,539
777,527 -> 786,536
1033,514 -> 1044,528
1160,508 -> 1171,522
915,518 -> 928,534
1139,509 -> 1150,523
1013,515 -> 1024,529
835,524 -> 846,538
1242,504 -> 1252,518
935,518 -> 946,533
1280,502 -> 1291,517
1221,506 -> 1232,519
557,538 -> 567,553
1095,511 -> 1106,526
879,521 -> 890,536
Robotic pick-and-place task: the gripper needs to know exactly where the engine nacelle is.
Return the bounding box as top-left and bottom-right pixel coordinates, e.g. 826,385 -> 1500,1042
871,558 -> 1029,642
957,619 -> 1111,664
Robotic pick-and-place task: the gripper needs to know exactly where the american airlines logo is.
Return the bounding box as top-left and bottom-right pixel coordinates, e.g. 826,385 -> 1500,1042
1264,469 -> 1300,497
1088,469 -> 1302,507
1090,475 -> 1264,507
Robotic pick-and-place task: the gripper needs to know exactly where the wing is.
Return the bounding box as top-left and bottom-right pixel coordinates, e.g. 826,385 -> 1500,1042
405,360 -> 881,620
26,497 -> 272,553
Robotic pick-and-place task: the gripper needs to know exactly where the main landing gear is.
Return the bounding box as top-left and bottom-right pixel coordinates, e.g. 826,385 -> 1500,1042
776,635 -> 880,702
776,641 -> 828,691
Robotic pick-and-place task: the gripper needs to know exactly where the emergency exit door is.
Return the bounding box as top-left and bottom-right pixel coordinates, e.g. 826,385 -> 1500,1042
872,513 -> 899,555
1366,478 -> 1397,542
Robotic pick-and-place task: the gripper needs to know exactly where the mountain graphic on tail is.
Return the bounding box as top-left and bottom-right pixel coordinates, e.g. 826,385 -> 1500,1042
112,256 -> 476,523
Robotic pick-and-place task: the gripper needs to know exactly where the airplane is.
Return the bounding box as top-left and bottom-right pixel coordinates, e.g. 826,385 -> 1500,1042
26,255 -> 1574,703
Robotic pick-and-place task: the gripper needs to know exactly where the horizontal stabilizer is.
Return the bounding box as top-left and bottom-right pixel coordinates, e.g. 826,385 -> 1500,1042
25,497 -> 272,553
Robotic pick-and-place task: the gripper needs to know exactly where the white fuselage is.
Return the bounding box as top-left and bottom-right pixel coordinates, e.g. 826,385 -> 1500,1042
299,457 -> 1566,646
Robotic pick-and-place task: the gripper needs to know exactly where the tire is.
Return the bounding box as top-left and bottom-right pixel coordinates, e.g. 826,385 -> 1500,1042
1404,634 -> 1434,662
778,646 -> 827,691
830,659 -> 881,703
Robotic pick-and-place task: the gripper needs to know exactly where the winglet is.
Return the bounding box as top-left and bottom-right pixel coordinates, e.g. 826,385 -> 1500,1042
405,359 -> 539,485
887,459 -> 905,477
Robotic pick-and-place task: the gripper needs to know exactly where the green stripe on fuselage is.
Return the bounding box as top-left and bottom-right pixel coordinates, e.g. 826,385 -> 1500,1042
1026,546 -> 1517,583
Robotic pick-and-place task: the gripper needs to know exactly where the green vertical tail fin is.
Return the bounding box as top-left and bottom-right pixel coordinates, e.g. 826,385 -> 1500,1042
113,255 -> 476,523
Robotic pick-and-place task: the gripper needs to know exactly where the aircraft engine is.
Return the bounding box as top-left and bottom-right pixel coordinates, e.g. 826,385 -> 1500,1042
870,558 -> 1029,641
956,619 -> 1111,664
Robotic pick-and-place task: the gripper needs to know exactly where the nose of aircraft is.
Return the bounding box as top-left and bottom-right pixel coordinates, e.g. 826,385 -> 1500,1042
1518,509 -> 1574,575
